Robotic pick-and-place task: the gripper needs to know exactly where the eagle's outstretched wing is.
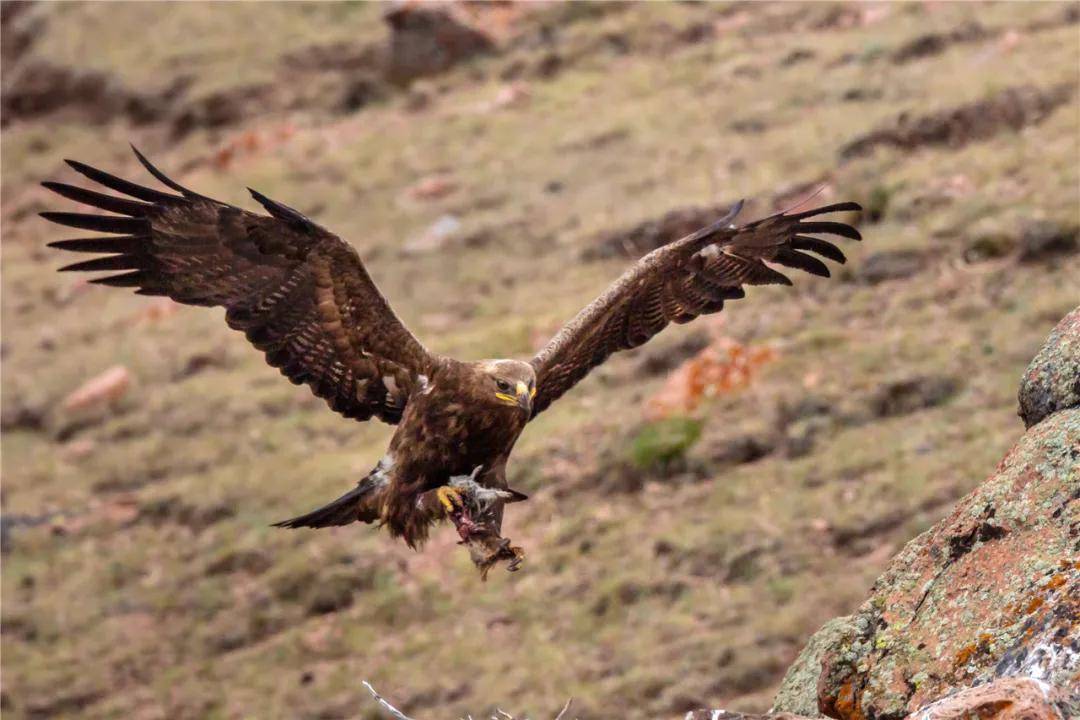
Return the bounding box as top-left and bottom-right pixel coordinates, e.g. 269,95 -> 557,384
42,147 -> 436,424
528,200 -> 862,417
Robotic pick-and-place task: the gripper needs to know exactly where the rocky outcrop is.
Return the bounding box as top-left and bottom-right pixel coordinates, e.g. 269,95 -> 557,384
905,678 -> 1076,720
839,84 -> 1076,159
1019,306 -> 1080,428
384,3 -> 496,85
762,308 -> 1080,720
691,677 -> 1077,720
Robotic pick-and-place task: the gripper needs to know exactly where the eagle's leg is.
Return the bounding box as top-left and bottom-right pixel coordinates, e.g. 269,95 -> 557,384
423,469 -> 527,577
432,485 -> 483,541
435,485 -> 466,515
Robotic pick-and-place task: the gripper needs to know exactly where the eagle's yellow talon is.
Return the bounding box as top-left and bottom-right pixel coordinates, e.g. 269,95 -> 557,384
436,485 -> 465,514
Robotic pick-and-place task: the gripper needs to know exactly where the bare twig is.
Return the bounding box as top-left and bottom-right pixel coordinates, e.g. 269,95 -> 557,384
363,681 -> 417,720
364,681 -> 571,720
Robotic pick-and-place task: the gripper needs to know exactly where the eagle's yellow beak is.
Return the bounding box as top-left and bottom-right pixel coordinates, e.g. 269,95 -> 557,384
496,381 -> 533,412
515,381 -> 531,412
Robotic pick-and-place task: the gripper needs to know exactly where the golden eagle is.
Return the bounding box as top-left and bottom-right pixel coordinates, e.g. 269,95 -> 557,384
42,148 -> 861,575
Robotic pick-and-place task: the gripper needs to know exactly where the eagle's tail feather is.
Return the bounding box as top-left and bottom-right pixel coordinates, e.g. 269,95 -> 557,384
272,479 -> 381,529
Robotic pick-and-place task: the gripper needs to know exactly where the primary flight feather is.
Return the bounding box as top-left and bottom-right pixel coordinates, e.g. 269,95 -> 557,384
42,147 -> 861,574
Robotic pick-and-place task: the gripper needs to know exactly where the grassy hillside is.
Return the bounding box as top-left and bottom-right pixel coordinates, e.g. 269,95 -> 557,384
2,2 -> 1078,718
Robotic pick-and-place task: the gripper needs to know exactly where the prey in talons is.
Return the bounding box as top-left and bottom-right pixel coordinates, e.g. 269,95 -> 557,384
440,468 -> 527,579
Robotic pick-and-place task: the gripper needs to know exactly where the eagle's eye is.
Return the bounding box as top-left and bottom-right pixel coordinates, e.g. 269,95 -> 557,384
495,379 -> 512,393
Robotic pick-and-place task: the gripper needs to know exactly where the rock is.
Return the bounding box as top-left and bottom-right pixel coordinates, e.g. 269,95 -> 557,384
1,1 -> 44,66
384,3 -> 496,85
963,220 -> 1077,265
1,60 -> 178,128
534,52 -> 562,79
406,174 -> 459,201
964,232 -> 1017,263
774,408 -> 1080,719
205,549 -> 273,576
1018,306 -> 1080,428
61,366 -> 131,414
842,87 -> 884,103
774,616 -> 864,717
632,331 -> 711,377
478,80 -> 530,112
402,214 -> 462,255
0,393 -> 46,431
780,49 -> 816,67
748,678 -> 1075,720
908,678 -> 1076,720
840,83 -> 1075,159
890,22 -> 988,64
1016,220 -> 1079,263
304,572 -> 358,616
684,711 -> 816,720
584,203 -> 739,261
60,439 -> 97,462
281,40 -> 381,73
136,496 -> 235,532
730,117 -> 768,134
705,432 -> 775,467
854,250 -> 928,285
866,375 -> 960,418
170,83 -> 270,138
336,74 -> 386,113
173,348 -> 230,381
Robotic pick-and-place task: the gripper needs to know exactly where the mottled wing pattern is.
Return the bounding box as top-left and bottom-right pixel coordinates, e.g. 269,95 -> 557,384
529,200 -> 862,416
42,147 -> 435,424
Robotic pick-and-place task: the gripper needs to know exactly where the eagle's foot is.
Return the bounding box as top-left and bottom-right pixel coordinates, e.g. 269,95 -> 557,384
466,532 -> 526,580
499,539 -> 525,573
435,485 -> 466,515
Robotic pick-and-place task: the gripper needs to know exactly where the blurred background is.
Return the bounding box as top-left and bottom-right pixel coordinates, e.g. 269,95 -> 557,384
2,2 -> 1078,718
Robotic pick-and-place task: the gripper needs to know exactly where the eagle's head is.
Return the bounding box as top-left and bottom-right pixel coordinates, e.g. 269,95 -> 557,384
478,359 -> 536,414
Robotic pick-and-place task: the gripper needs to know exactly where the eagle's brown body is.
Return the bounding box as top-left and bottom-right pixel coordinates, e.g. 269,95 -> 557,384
42,147 -> 862,573
288,358 -> 534,547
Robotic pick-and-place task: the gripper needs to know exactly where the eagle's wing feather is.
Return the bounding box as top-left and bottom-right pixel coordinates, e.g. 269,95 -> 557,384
42,148 -> 436,424
528,200 -> 861,417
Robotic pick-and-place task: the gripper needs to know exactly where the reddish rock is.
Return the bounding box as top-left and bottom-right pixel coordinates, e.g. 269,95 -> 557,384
61,366 -> 131,413
906,678 -> 1075,720
406,174 -> 458,201
684,712 -> 815,720
774,408 -> 1079,719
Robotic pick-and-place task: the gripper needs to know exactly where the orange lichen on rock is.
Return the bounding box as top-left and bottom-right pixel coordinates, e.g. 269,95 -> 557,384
1022,596 -> 1044,614
954,633 -> 994,669
645,337 -> 777,419
211,123 -> 296,170
1042,573 -> 1066,591
829,679 -> 865,720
